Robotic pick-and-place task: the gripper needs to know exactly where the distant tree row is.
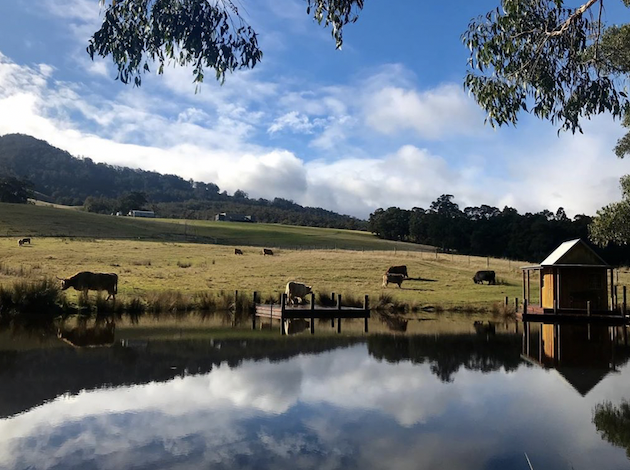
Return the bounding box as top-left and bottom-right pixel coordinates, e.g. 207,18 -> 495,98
0,134 -> 364,230
368,194 -> 630,264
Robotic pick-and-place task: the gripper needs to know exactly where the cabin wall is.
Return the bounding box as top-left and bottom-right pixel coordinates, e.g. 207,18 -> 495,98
541,268 -> 555,309
558,267 -> 607,310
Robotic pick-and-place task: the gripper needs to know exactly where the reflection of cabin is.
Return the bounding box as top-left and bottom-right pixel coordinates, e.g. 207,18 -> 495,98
521,239 -> 615,316
521,322 -> 623,396
214,213 -> 254,222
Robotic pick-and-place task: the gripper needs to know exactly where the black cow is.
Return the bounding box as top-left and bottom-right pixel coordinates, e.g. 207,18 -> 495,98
473,270 -> 496,285
59,272 -> 118,300
386,265 -> 409,278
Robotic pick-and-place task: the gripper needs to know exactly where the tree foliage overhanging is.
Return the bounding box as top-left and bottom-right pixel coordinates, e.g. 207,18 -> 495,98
89,0 -> 364,86
89,0 -> 630,149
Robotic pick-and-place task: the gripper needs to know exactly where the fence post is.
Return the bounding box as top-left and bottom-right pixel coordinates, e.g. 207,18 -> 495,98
623,286 -> 627,316
337,294 -> 342,334
587,300 -> 591,317
364,295 -> 369,333
515,297 -> 519,312
234,290 -> 238,313
331,292 -> 336,327
281,293 -> 286,335
252,291 -> 257,330
615,285 -> 619,312
310,292 -> 315,335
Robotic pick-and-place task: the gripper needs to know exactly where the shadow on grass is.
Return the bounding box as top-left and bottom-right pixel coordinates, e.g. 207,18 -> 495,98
406,277 -> 438,282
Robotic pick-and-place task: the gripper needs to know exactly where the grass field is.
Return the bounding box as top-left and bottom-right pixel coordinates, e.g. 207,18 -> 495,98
0,236 -> 533,310
3,202 -> 626,312
0,203 -> 429,251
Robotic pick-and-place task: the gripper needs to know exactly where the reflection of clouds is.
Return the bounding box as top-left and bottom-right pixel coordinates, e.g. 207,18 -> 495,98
1,347 -> 630,469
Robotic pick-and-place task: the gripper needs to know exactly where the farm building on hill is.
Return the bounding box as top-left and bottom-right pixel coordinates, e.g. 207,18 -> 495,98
214,213 -> 254,222
128,210 -> 156,218
521,239 -> 614,314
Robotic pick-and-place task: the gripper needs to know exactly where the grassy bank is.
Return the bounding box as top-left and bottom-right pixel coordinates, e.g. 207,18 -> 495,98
0,236 -> 537,312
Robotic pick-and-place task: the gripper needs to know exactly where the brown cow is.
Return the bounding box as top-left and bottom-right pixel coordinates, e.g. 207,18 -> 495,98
262,248 -> 274,256
59,272 -> 118,301
386,265 -> 408,278
382,273 -> 404,288
234,248 -> 244,255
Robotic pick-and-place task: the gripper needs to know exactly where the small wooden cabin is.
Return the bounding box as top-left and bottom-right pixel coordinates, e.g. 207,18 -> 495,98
521,239 -> 613,314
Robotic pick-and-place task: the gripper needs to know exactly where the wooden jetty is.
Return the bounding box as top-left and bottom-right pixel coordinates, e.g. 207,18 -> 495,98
252,292 -> 370,335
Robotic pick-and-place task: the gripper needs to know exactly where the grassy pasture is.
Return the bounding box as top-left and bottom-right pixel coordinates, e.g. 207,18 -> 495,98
0,202 -> 429,251
0,237 -> 534,310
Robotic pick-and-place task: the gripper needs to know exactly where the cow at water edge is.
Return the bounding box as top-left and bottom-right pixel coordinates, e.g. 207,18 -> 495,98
285,281 -> 312,305
59,272 -> 118,300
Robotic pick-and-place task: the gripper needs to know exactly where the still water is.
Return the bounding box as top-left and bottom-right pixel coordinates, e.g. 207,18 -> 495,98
0,317 -> 629,470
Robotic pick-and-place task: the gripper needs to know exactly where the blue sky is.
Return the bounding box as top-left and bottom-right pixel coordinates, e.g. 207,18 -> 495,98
1,0 -> 630,218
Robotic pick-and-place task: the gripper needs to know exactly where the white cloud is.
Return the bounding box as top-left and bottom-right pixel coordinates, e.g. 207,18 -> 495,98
1,51 -> 629,219
363,83 -> 484,139
268,111 -> 317,134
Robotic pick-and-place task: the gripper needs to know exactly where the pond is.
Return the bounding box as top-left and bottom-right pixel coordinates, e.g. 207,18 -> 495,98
0,316 -> 629,470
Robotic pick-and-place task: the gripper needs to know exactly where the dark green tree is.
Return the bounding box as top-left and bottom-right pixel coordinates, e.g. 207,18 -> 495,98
117,191 -> 148,214
0,176 -> 33,204
589,175 -> 630,245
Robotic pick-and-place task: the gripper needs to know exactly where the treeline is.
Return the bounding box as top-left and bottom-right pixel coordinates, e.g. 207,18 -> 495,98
0,134 -> 364,229
368,194 -> 630,264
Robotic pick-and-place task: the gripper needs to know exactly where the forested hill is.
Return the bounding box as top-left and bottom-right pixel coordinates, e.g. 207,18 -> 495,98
0,134 -> 365,229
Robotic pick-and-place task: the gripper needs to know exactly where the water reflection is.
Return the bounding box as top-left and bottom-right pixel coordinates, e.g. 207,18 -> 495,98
521,322 -> 630,396
0,320 -> 629,470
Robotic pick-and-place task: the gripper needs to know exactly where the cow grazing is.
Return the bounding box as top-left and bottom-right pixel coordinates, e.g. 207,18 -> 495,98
17,239 -> 23,247
382,273 -> 404,288
262,248 -> 274,256
234,248 -> 243,255
386,265 -> 408,278
473,270 -> 496,285
285,281 -> 313,305
59,272 -> 118,301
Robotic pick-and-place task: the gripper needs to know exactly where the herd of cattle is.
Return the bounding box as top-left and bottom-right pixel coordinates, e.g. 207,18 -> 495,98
15,237 -> 496,300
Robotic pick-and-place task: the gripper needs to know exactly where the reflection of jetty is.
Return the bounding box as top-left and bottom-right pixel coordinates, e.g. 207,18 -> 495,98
521,322 -> 629,396
519,239 -> 629,324
253,293 -> 370,335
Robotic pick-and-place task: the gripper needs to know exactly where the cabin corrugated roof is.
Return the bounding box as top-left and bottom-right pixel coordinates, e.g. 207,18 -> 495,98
539,238 -> 609,267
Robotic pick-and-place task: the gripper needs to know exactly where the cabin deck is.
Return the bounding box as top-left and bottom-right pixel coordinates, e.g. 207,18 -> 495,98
518,304 -> 628,325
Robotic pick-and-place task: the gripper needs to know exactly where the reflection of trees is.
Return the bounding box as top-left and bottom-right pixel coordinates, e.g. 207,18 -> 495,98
593,400 -> 630,459
0,336 -> 363,419
368,334 -> 522,382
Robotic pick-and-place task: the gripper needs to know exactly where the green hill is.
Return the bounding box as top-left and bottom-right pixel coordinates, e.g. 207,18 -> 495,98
0,202 -> 430,251
0,133 -> 365,230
